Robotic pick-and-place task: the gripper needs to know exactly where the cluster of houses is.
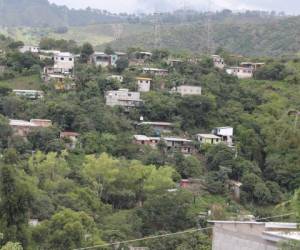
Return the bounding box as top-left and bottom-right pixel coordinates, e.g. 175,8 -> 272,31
9,118 -> 79,149
212,55 -> 265,79
133,125 -> 234,155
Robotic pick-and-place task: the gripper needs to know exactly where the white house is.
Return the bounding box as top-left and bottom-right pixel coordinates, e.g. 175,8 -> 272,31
136,77 -> 152,92
91,52 -> 118,67
212,55 -> 225,69
54,52 -> 75,73
240,62 -> 265,71
105,89 -> 143,108
19,45 -> 40,53
210,221 -> 300,250
142,67 -> 168,76
226,67 -> 253,79
196,134 -> 221,145
212,127 -> 233,146
13,90 -> 44,100
133,135 -> 193,154
171,85 -> 202,96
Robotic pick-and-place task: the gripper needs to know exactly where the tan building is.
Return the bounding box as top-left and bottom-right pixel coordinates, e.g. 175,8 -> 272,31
136,77 -> 152,92
10,119 -> 52,137
54,52 -> 75,73
133,135 -> 193,154
210,221 -> 299,250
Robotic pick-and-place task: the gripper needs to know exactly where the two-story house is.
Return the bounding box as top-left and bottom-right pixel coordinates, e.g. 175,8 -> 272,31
105,89 -> 143,108
136,77 -> 152,92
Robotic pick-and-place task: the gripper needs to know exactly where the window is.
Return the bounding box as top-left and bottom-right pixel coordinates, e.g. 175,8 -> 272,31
69,58 -> 73,61
60,57 -> 64,61
128,93 -> 132,97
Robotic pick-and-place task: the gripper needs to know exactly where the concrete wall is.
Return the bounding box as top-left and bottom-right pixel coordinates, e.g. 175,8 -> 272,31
212,223 -> 278,250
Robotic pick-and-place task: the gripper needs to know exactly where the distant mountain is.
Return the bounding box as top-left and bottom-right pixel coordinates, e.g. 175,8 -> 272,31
0,0 -> 125,27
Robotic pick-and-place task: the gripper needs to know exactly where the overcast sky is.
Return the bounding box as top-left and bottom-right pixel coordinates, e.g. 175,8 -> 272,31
49,0 -> 300,14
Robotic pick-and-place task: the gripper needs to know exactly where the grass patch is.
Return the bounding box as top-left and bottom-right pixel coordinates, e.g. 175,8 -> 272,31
0,75 -> 43,90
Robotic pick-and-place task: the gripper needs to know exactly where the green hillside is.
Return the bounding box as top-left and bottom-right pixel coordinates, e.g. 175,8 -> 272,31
108,15 -> 300,57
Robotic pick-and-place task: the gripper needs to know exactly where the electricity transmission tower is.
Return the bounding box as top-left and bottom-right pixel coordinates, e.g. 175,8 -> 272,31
206,0 -> 214,55
112,23 -> 123,41
153,12 -> 162,49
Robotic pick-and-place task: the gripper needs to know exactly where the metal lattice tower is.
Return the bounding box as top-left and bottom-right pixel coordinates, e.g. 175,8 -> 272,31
206,0 -> 214,55
112,23 -> 123,41
154,12 -> 162,49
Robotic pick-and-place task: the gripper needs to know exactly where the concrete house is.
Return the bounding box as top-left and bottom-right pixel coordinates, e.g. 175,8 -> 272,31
210,221 -> 300,250
226,67 -> 253,79
133,135 -> 193,154
163,137 -> 193,154
212,55 -> 225,69
19,45 -> 40,53
168,59 -> 183,67
136,77 -> 152,92
212,127 -> 234,146
133,135 -> 160,148
142,67 -> 168,76
196,134 -> 221,145
10,119 -> 52,137
60,132 -> 80,149
240,62 -> 265,71
171,85 -> 202,96
13,90 -> 44,100
105,89 -> 143,108
54,52 -> 75,73
137,122 -> 173,133
129,51 -> 152,66
91,52 -> 118,67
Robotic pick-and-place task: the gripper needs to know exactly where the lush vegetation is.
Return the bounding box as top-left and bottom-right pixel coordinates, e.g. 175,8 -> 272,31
0,36 -> 299,249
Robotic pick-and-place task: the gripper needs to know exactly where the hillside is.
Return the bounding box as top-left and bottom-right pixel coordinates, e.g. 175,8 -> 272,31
108,15 -> 300,57
0,0 -> 125,27
0,1 -> 300,56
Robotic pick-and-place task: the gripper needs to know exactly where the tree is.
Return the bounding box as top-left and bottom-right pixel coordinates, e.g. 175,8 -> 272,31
254,63 -> 290,81
0,242 -> 23,250
115,58 -> 129,73
104,45 -> 114,55
0,165 -> 33,247
32,209 -> 103,250
80,43 -> 94,63
137,190 -> 195,235
0,115 -> 11,149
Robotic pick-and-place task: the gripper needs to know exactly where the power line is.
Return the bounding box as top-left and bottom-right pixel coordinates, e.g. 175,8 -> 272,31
255,213 -> 295,221
73,227 -> 213,250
